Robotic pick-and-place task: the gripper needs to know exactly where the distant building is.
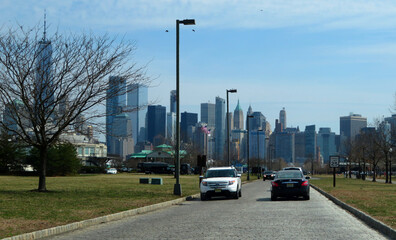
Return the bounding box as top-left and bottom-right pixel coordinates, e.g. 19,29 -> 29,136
166,112 -> 176,142
340,113 -> 367,140
59,134 -> 107,166
246,105 -> 253,130
317,128 -> 337,164
279,107 -> 286,130
249,130 -> 266,160
181,111 -> 198,143
106,76 -> 126,155
146,105 -> 166,146
305,125 -> 317,160
111,113 -> 134,159
275,131 -> 295,163
250,112 -> 266,131
294,131 -> 306,163
193,122 -> 209,155
127,83 -> 148,145
233,100 -> 244,130
201,102 -> 215,128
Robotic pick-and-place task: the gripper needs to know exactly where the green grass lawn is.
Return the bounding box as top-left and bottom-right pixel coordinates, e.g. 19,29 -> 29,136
0,173 -> 255,238
0,173 -> 201,238
310,175 -> 396,229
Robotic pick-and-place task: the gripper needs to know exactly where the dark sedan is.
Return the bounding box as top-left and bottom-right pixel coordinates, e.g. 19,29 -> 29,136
270,170 -> 310,201
262,171 -> 276,181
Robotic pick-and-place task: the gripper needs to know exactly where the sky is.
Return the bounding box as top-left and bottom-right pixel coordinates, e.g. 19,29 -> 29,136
1,0 -> 396,135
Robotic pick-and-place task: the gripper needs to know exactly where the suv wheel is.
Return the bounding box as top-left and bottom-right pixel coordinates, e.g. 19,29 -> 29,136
200,193 -> 207,201
303,194 -> 310,200
271,193 -> 277,201
233,189 -> 239,199
238,189 -> 242,197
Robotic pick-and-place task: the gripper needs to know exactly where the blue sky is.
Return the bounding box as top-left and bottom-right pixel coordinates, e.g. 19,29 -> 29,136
2,0 -> 396,134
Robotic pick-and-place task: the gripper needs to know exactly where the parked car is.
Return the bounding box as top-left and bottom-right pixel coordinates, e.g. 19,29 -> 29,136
263,171 -> 276,181
271,170 -> 310,201
106,168 -> 117,174
200,167 -> 242,200
181,163 -> 192,175
137,162 -> 173,174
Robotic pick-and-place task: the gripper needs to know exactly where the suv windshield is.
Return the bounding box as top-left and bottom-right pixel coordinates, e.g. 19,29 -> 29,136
205,169 -> 236,178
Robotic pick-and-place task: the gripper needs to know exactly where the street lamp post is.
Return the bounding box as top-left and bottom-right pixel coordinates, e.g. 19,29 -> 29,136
257,129 -> 263,179
247,115 -> 254,180
226,89 -> 237,166
174,18 -> 195,196
390,148 -> 393,184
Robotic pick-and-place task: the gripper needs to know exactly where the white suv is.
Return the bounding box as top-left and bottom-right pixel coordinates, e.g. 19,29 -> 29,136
200,167 -> 242,200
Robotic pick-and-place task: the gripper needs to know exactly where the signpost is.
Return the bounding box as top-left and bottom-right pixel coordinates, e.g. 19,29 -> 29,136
329,156 -> 339,187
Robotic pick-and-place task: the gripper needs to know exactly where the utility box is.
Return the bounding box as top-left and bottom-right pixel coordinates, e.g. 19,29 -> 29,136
151,178 -> 163,185
139,178 -> 150,184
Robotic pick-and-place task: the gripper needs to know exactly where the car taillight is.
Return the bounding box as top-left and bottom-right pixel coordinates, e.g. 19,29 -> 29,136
202,181 -> 207,186
271,181 -> 280,187
228,180 -> 236,185
301,180 -> 309,186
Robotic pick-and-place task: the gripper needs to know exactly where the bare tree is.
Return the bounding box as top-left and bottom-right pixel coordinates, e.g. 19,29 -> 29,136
373,119 -> 393,183
0,25 -> 150,191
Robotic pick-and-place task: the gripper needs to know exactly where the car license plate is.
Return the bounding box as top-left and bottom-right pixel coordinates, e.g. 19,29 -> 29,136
215,189 -> 221,193
287,183 -> 294,188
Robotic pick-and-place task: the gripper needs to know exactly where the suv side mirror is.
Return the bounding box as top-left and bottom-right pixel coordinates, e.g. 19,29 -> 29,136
237,174 -> 241,178
305,176 -> 310,180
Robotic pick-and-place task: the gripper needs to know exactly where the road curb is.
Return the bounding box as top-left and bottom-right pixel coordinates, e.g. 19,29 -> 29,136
311,184 -> 396,239
3,193 -> 201,240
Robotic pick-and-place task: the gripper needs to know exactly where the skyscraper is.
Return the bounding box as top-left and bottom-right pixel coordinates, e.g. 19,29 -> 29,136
106,76 -> 126,155
170,90 -> 176,114
167,112 -> 176,142
146,105 -> 166,146
181,111 -> 198,143
317,128 -> 336,163
35,16 -> 54,113
275,132 -> 295,163
233,100 -> 244,130
201,102 -> 215,128
340,113 -> 367,140
215,97 -> 225,161
111,113 -> 134,158
305,125 -> 317,160
127,83 -> 148,144
279,107 -> 286,130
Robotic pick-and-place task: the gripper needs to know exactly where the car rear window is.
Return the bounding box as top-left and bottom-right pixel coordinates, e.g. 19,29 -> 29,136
205,170 -> 236,178
276,171 -> 303,179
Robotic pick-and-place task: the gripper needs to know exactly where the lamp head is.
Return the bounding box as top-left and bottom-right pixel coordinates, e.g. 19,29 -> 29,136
180,19 -> 195,25
227,89 -> 237,93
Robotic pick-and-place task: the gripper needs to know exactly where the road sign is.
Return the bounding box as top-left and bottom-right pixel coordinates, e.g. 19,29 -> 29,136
329,156 -> 339,168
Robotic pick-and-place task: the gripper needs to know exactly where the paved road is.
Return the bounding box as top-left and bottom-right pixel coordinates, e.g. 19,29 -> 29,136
48,180 -> 388,240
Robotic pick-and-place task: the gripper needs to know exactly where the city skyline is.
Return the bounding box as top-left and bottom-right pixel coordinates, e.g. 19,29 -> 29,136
2,1 -> 396,136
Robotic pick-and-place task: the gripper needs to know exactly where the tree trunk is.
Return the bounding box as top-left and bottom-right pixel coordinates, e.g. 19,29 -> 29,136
385,153 -> 389,183
38,146 -> 47,192
372,163 -> 376,182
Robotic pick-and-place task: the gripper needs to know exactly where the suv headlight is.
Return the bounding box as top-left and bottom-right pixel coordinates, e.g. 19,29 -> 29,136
228,180 -> 236,185
202,181 -> 207,186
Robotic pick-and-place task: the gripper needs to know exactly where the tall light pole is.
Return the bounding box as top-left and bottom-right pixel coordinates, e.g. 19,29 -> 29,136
174,19 -> 195,196
226,89 -> 237,166
257,129 -> 263,179
247,115 -> 254,180
390,148 -> 393,184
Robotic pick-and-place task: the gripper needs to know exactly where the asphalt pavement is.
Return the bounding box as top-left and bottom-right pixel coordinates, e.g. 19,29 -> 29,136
46,180 -> 388,240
